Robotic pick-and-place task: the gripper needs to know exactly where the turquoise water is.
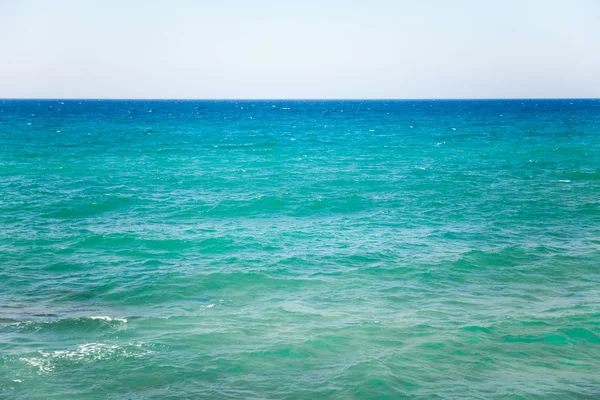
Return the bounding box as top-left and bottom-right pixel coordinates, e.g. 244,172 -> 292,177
1,99 -> 599,399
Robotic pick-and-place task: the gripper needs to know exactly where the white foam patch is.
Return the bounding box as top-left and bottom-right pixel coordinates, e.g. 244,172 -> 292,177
20,342 -> 153,374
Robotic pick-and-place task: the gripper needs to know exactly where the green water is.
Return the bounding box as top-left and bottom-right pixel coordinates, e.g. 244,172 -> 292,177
1,100 -> 599,399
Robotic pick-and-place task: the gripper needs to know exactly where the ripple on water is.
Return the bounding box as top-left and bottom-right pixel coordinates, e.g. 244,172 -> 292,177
1,100 -> 600,398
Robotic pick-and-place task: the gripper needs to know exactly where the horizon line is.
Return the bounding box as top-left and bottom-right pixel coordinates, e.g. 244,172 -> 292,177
1,97 -> 598,101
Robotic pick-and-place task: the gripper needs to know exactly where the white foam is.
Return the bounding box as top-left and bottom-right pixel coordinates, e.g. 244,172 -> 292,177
20,342 -> 153,374
20,357 -> 54,373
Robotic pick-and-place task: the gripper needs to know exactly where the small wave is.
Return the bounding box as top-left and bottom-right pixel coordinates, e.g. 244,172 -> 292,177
19,342 -> 154,374
89,316 -> 128,323
4,316 -> 128,330
460,325 -> 493,334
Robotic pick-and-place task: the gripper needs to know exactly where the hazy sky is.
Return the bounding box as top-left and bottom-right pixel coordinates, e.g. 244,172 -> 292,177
0,0 -> 598,99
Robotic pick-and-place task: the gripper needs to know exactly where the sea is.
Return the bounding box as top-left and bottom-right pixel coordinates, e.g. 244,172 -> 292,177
1,99 -> 599,399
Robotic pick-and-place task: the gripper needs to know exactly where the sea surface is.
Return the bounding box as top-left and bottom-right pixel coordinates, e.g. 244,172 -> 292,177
1,99 -> 599,399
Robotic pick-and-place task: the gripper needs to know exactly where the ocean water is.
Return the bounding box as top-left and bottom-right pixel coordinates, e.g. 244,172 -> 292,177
1,99 -> 599,399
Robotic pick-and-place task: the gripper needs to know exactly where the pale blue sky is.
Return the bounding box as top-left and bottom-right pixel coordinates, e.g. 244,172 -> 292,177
0,0 -> 598,99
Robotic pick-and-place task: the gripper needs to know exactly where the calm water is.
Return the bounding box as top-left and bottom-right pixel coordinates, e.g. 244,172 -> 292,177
1,100 -> 599,399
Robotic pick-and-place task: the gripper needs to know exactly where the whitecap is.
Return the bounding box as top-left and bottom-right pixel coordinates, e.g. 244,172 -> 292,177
20,342 -> 153,374
20,357 -> 54,373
